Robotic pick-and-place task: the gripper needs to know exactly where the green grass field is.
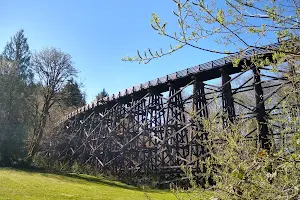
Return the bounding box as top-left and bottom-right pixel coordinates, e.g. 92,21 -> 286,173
0,168 -> 181,200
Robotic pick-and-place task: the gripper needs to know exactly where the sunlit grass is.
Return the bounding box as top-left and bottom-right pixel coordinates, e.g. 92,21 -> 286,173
0,168 -> 180,200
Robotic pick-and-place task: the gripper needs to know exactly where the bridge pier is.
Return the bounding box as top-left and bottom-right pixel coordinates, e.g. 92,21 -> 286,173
148,92 -> 165,174
193,78 -> 209,119
192,77 -> 209,184
252,67 -> 270,150
192,79 -> 208,155
161,84 -> 188,181
127,96 -> 148,176
220,69 -> 236,125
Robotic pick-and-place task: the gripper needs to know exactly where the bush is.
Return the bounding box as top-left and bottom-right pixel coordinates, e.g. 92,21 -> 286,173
180,96 -> 300,199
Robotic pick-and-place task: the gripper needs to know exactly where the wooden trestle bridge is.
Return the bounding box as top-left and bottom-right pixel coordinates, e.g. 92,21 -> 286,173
42,42 -> 298,185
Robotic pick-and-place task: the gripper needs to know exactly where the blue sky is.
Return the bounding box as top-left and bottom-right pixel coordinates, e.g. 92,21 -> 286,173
1,0 -> 236,103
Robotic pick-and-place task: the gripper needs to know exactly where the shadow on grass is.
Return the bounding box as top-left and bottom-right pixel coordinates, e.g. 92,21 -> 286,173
7,167 -> 166,194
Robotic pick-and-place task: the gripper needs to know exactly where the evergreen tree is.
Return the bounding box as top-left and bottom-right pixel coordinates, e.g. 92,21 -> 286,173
60,78 -> 86,108
96,88 -> 109,100
2,29 -> 33,83
0,29 -> 34,165
0,59 -> 31,166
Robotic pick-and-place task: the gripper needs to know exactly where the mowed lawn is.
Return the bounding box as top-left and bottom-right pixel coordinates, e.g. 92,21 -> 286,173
0,168 -> 183,200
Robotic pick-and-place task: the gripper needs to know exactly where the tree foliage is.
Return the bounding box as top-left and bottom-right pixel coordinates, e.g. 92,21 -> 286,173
123,0 -> 299,64
0,29 -> 34,166
177,109 -> 300,199
60,78 -> 86,108
0,59 -> 32,166
96,88 -> 109,101
0,30 -> 84,166
2,29 -> 33,82
28,48 -> 77,159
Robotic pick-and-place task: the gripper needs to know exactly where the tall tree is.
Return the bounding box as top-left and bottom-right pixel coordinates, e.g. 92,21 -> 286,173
2,29 -> 33,83
0,29 -> 34,165
60,78 -> 86,108
0,58 -> 31,166
28,48 -> 77,159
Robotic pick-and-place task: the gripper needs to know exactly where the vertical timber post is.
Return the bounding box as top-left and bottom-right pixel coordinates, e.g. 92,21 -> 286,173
163,83 -> 188,182
192,77 -> 209,185
192,78 -> 209,155
253,67 -> 270,150
220,69 -> 235,125
193,78 -> 209,118
290,64 -> 300,118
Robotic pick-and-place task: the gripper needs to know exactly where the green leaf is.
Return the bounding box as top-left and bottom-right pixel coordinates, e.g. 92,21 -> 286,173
217,9 -> 225,24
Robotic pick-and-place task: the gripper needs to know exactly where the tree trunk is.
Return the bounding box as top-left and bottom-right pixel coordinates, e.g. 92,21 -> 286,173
27,101 -> 50,160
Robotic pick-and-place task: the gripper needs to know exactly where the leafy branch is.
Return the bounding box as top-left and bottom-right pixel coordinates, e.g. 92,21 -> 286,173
122,0 -> 299,64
